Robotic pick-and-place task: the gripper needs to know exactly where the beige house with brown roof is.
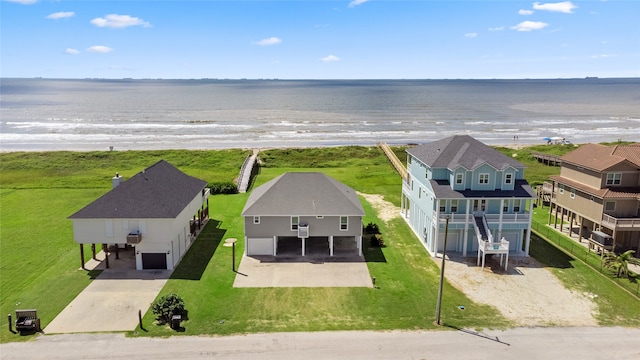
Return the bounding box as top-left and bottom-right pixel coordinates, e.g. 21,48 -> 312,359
548,143 -> 640,257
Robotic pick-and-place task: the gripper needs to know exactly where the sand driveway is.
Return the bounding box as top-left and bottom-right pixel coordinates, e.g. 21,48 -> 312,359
359,192 -> 598,326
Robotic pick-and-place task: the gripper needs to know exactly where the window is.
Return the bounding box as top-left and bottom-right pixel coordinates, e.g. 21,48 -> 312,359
479,173 -> 489,185
455,173 -> 464,185
513,199 -> 521,212
340,216 -> 348,231
411,180 -> 414,191
605,201 -> 615,212
291,216 -> 299,231
569,189 -> 575,199
407,156 -> 412,165
559,185 -> 564,194
503,200 -> 509,212
606,173 -> 621,186
253,216 -> 260,224
451,200 -> 458,212
439,200 -> 446,212
505,173 -> 513,185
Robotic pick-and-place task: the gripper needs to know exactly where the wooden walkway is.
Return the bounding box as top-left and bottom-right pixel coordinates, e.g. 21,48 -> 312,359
378,142 -> 407,179
532,152 -> 562,166
237,149 -> 259,193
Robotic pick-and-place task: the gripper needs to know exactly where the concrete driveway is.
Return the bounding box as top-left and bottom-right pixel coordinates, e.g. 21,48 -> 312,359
44,249 -> 170,334
233,255 -> 373,288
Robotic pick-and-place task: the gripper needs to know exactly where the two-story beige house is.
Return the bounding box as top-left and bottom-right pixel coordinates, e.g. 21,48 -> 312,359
548,143 -> 640,257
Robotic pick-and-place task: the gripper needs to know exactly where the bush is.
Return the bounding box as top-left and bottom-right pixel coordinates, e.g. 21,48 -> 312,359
209,182 -> 238,195
151,293 -> 186,324
370,234 -> 385,247
364,222 -> 380,234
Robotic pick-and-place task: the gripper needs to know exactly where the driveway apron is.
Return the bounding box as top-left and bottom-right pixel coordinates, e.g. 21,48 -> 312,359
44,250 -> 170,334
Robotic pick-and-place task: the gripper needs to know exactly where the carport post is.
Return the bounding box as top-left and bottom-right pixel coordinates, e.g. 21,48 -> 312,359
102,243 -> 109,269
8,314 -> 12,333
80,244 -> 86,270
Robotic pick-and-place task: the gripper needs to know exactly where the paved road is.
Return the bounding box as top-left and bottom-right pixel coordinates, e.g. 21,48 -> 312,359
2,327 -> 639,359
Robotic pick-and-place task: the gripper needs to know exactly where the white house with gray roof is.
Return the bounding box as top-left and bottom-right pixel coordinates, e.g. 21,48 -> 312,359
242,172 -> 365,257
69,160 -> 210,270
401,135 -> 535,264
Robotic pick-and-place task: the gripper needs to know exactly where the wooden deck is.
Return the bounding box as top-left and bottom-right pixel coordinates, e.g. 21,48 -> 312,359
532,152 -> 562,166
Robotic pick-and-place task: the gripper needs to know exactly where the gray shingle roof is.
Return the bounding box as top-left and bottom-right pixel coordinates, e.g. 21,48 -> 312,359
69,160 -> 208,219
407,135 -> 525,171
241,172 -> 364,216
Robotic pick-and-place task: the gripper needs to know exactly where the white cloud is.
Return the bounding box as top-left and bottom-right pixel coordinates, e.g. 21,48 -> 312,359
5,0 -> 38,4
90,14 -> 151,29
65,48 -> 80,55
519,9 -> 534,15
348,0 -> 369,8
46,12 -> 75,20
465,32 -> 477,38
489,26 -> 505,31
255,37 -> 282,46
321,55 -> 340,62
511,21 -> 549,32
533,1 -> 577,14
87,45 -> 113,53
591,54 -> 616,59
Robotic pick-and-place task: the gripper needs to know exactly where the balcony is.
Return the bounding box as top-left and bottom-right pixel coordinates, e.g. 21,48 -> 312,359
601,214 -> 640,230
438,212 -> 530,224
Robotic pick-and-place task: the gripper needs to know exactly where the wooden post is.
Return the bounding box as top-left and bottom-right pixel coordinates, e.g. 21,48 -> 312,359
103,244 -> 109,269
115,244 -> 119,260
80,244 -> 86,270
559,208 -> 564,232
91,244 -> 97,260
8,314 -> 12,333
578,217 -> 584,242
138,309 -> 143,330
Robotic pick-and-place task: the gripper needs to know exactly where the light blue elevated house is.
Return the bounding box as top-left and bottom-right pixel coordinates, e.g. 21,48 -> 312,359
400,135 -> 535,267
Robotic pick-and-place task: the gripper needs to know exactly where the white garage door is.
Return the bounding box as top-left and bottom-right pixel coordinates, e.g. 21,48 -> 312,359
437,232 -> 459,252
247,237 -> 273,255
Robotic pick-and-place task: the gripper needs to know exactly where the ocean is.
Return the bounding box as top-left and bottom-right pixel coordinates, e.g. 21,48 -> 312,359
1,78 -> 638,152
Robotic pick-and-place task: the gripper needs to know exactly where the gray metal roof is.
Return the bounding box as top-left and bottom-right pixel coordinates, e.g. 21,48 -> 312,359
69,160 -> 208,219
407,135 -> 525,171
241,172 -> 365,216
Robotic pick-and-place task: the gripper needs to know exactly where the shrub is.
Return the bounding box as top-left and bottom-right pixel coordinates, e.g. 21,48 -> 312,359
151,293 -> 186,324
370,234 -> 385,247
209,182 -> 238,195
364,222 -> 380,234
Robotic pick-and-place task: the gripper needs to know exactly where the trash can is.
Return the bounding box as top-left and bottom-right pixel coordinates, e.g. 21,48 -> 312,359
171,315 -> 181,330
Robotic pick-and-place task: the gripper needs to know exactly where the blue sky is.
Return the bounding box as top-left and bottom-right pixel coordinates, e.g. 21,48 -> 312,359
1,0 -> 639,79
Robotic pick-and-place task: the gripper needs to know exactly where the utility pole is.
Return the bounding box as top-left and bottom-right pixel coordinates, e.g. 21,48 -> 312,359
436,216 -> 450,325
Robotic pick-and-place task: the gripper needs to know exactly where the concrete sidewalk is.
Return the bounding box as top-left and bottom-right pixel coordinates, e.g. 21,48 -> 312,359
233,255 -> 373,288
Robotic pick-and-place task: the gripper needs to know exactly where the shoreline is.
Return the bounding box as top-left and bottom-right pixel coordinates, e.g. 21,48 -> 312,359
0,138 -> 614,153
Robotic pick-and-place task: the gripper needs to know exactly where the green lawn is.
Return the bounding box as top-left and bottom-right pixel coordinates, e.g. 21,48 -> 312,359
137,192 -> 510,337
1,145 -> 638,343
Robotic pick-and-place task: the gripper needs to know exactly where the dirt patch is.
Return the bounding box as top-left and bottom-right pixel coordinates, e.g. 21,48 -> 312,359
358,192 -> 399,223
359,192 -> 599,326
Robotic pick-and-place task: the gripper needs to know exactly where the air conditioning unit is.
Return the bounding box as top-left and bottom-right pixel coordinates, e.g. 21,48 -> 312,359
126,232 -> 141,244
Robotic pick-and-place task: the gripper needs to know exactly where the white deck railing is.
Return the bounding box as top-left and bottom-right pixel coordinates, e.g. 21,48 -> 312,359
602,214 -> 640,229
